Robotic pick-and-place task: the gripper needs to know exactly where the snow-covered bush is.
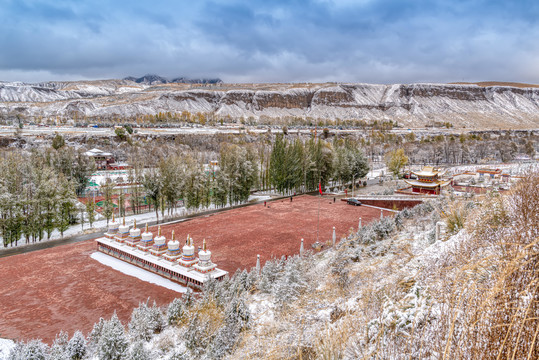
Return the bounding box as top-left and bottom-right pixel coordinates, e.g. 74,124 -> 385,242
331,256 -> 351,290
128,300 -> 165,341
7,339 -> 49,360
125,341 -> 152,360
373,217 -> 395,240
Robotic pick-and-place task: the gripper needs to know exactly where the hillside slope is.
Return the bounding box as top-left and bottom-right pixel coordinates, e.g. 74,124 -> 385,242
1,80 -> 539,129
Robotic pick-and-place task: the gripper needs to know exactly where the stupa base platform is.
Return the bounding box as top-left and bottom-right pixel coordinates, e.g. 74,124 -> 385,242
96,237 -> 228,290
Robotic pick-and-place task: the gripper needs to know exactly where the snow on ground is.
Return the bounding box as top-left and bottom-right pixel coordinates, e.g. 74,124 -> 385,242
0,339 -> 15,360
248,195 -> 273,202
90,252 -> 187,293
447,161 -> 539,175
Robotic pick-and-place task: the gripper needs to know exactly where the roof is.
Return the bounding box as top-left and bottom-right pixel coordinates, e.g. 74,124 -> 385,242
412,166 -> 444,177
404,179 -> 451,188
84,148 -> 113,157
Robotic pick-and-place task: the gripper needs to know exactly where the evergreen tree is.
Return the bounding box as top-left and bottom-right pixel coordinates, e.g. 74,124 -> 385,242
7,340 -> 49,360
67,331 -> 87,360
97,313 -> 128,360
128,300 -> 165,342
49,331 -> 69,360
166,298 -> 185,325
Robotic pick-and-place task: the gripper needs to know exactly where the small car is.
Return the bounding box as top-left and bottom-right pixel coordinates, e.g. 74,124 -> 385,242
347,198 -> 362,206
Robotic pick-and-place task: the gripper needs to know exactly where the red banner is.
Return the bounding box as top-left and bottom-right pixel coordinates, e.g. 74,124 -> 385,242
319,182 -> 323,195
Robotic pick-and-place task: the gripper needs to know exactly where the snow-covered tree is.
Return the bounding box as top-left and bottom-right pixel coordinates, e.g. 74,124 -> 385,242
258,257 -> 285,294
97,313 -> 128,360
166,298 -> 186,326
48,331 -> 69,360
7,339 -> 49,360
272,256 -> 308,307
184,313 -> 209,356
128,300 -> 165,341
67,331 -> 87,360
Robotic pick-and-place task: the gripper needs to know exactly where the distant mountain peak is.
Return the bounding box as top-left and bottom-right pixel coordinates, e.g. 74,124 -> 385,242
123,74 -> 223,85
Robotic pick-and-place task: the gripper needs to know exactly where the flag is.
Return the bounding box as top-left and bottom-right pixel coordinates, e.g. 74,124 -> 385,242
319,182 -> 322,195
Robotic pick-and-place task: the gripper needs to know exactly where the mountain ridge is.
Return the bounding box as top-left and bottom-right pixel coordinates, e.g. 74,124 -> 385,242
1,80 -> 539,129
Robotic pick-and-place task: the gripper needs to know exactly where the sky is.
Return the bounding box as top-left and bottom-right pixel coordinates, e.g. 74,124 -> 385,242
1,0 -> 539,84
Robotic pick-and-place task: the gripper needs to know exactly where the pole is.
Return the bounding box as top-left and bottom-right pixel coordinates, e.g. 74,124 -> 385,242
317,176 -> 321,243
352,174 -> 355,198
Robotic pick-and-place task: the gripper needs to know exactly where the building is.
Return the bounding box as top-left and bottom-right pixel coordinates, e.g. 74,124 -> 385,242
402,166 -> 452,195
96,220 -> 228,290
84,148 -> 114,170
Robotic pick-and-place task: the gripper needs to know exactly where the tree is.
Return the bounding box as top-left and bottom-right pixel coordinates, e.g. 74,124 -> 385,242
128,300 -> 164,342
100,181 -> 115,225
86,199 -> 96,228
8,339 -> 49,360
67,331 -> 87,360
97,313 -> 128,360
525,140 -> 536,158
115,127 -> 127,141
385,148 -> 409,178
51,133 -> 65,150
166,298 -> 185,325
142,170 -> 162,223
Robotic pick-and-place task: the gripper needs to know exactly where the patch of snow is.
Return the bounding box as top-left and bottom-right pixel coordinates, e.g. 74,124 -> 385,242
248,294 -> 276,326
0,338 -> 15,360
90,252 -> 187,293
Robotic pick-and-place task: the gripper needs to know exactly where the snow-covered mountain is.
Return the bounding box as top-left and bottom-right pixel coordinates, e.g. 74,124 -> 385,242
2,80 -> 539,128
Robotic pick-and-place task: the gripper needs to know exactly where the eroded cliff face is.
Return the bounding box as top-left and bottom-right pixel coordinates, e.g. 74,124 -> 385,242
2,80 -> 539,129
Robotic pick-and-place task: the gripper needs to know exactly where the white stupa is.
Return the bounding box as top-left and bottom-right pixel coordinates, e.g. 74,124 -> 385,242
178,234 -> 199,267
193,239 -> 217,273
137,223 -> 154,251
149,226 -> 167,256
116,216 -> 130,242
105,212 -> 120,239
125,219 -> 142,247
163,231 -> 182,261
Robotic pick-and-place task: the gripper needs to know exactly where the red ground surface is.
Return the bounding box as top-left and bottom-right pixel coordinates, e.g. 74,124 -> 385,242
0,195 -> 392,343
0,241 -> 179,343
156,195 -> 393,272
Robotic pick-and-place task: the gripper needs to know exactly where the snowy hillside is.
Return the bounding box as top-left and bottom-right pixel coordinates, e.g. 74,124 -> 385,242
6,173 -> 539,359
2,81 -> 539,128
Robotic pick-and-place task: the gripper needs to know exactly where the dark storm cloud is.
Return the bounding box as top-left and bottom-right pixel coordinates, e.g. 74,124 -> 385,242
0,0 -> 539,83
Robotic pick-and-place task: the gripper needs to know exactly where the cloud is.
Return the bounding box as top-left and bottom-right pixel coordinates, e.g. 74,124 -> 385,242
0,0 -> 538,83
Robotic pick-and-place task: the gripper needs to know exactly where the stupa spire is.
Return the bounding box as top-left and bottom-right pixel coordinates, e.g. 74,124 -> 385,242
171,230 -> 175,241
158,226 -> 161,237
145,223 -> 148,233
133,219 -> 137,229
122,215 -> 125,226
203,239 -> 207,251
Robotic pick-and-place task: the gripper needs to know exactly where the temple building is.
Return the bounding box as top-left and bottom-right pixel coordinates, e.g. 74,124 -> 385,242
96,223 -> 228,289
403,166 -> 452,195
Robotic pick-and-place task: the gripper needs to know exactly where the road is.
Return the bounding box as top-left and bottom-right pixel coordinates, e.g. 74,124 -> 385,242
0,125 -> 486,138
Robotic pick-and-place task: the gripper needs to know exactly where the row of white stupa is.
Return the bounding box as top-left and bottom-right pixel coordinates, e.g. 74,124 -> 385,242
105,215 -> 217,274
